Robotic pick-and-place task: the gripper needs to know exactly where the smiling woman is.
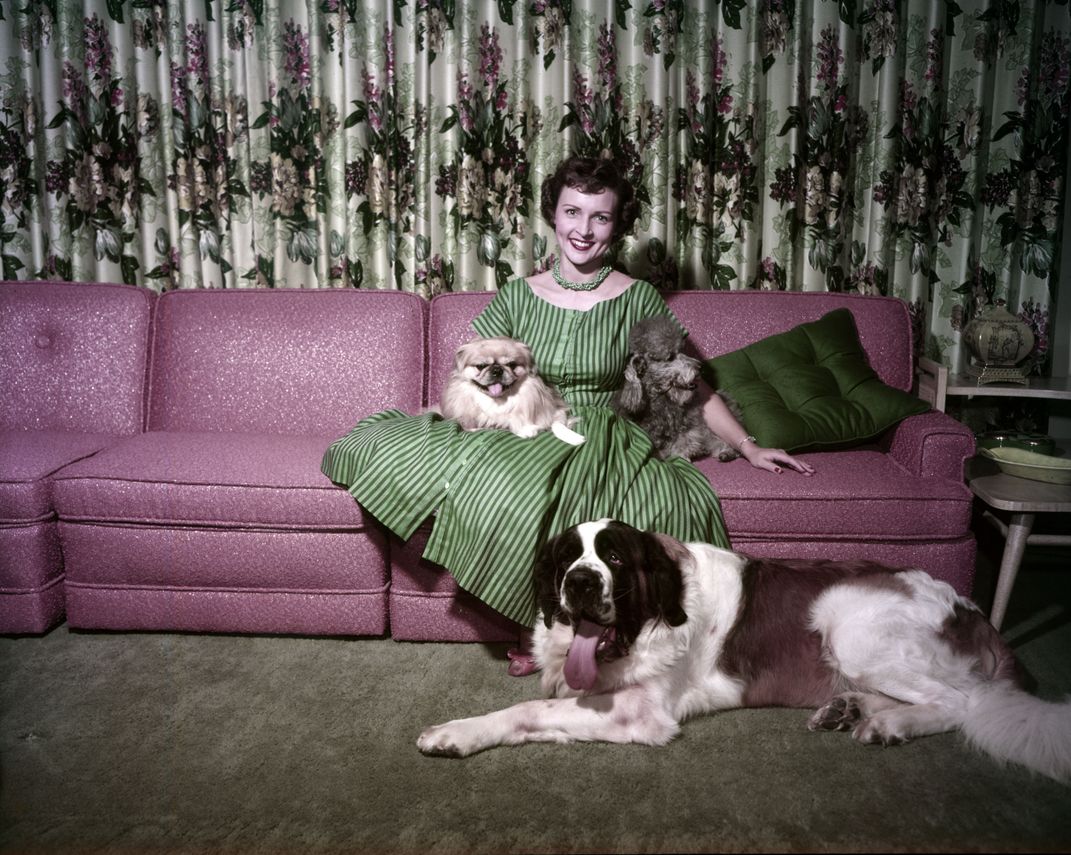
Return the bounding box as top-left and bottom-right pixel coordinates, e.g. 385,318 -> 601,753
553,187 -> 618,278
323,156 -> 732,642
523,157 -> 639,311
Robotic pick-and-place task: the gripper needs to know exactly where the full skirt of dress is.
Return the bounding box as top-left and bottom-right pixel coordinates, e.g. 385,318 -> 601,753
321,403 -> 728,628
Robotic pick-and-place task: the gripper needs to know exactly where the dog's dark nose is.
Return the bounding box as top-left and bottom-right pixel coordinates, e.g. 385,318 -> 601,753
489,364 -> 504,378
563,567 -> 605,613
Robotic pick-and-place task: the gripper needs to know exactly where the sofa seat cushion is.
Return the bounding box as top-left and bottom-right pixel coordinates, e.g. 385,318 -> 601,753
59,519 -> 390,635
59,521 -> 387,594
0,429 -> 125,521
695,446 -> 973,541
52,431 -> 368,530
54,430 -> 389,636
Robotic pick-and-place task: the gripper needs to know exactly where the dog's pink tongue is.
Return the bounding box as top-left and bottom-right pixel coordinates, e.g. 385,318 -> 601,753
564,619 -> 606,691
487,382 -> 505,397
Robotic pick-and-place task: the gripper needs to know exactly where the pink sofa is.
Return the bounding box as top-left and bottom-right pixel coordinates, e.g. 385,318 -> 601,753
0,281 -> 976,642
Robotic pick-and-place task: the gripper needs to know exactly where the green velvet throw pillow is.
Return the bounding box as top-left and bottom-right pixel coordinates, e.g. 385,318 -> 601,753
702,308 -> 930,452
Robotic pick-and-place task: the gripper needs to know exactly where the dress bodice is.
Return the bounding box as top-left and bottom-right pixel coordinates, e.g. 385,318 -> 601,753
471,278 -> 683,408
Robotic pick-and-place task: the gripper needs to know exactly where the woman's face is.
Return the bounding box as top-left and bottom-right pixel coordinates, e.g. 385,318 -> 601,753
553,185 -> 619,273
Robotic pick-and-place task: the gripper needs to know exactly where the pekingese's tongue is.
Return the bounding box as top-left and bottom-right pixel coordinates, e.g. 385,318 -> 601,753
564,619 -> 611,691
486,382 -> 505,397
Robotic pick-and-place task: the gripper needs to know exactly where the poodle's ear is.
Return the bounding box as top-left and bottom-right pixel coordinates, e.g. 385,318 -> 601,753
616,355 -> 646,413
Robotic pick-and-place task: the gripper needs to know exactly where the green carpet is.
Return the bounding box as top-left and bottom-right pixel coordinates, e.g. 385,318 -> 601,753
2,543 -> 1069,854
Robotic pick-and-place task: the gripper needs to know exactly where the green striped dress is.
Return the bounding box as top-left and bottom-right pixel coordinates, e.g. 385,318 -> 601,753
321,278 -> 730,628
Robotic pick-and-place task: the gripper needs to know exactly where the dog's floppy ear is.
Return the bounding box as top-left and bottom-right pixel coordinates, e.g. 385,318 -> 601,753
615,355 -> 647,414
644,531 -> 688,627
533,534 -> 563,628
454,339 -> 477,371
514,340 -> 535,368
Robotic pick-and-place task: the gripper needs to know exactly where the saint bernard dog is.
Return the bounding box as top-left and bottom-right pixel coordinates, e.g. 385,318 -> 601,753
418,519 -> 1071,783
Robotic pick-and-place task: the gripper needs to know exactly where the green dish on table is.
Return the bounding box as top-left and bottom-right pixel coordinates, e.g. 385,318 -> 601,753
979,446 -> 1071,485
976,432 -> 1056,455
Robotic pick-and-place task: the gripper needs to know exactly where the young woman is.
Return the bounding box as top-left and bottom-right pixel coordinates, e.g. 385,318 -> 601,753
322,155 -> 813,661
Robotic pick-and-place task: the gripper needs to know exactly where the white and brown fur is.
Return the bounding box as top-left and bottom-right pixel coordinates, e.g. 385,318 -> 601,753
418,520 -> 1071,784
611,316 -> 741,461
440,336 -> 574,439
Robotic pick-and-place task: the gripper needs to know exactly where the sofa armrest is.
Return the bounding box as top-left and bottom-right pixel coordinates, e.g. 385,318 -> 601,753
884,411 -> 976,480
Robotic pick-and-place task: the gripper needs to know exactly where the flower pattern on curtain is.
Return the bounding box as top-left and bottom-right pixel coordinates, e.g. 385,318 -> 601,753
0,0 -> 1068,374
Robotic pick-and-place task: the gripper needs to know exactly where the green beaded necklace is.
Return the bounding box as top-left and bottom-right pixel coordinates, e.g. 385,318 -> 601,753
552,258 -> 612,292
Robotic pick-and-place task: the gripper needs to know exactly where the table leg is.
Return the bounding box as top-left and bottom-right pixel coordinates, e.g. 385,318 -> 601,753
989,511 -> 1035,631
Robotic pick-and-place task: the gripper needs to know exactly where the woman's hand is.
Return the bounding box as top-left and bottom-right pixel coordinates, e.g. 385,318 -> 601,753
740,441 -> 815,476
699,388 -> 815,476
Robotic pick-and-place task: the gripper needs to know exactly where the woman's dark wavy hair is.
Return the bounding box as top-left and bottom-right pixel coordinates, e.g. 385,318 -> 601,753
540,155 -> 641,241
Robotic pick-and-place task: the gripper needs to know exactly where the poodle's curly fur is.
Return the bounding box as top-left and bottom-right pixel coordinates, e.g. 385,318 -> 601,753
611,316 -> 743,462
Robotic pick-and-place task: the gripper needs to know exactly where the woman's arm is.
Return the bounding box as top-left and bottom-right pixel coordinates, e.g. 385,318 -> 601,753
699,383 -> 815,476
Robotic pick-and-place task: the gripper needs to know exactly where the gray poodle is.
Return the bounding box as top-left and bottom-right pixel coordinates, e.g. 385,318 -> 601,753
612,316 -> 744,461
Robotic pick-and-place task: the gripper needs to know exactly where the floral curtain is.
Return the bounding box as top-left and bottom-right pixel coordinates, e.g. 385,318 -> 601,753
1,0 -> 1068,374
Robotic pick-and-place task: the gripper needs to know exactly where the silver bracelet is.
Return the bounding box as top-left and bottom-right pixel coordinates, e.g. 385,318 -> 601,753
738,435 -> 757,450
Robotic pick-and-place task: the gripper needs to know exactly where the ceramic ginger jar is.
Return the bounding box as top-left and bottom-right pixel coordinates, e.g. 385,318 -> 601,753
962,299 -> 1034,376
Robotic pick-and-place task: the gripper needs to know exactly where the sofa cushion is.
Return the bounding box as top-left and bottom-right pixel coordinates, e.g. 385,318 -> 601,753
695,447 -> 972,540
52,431 -> 370,529
0,280 -> 153,434
147,289 -> 426,435
55,431 -> 389,637
0,430 -> 124,521
703,309 -> 929,452
427,292 -> 496,406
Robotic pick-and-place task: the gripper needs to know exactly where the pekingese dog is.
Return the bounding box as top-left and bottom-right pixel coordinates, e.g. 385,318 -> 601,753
440,337 -> 582,443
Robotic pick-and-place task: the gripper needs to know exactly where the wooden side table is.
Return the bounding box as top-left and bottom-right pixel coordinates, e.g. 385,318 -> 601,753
966,455 -> 1071,630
